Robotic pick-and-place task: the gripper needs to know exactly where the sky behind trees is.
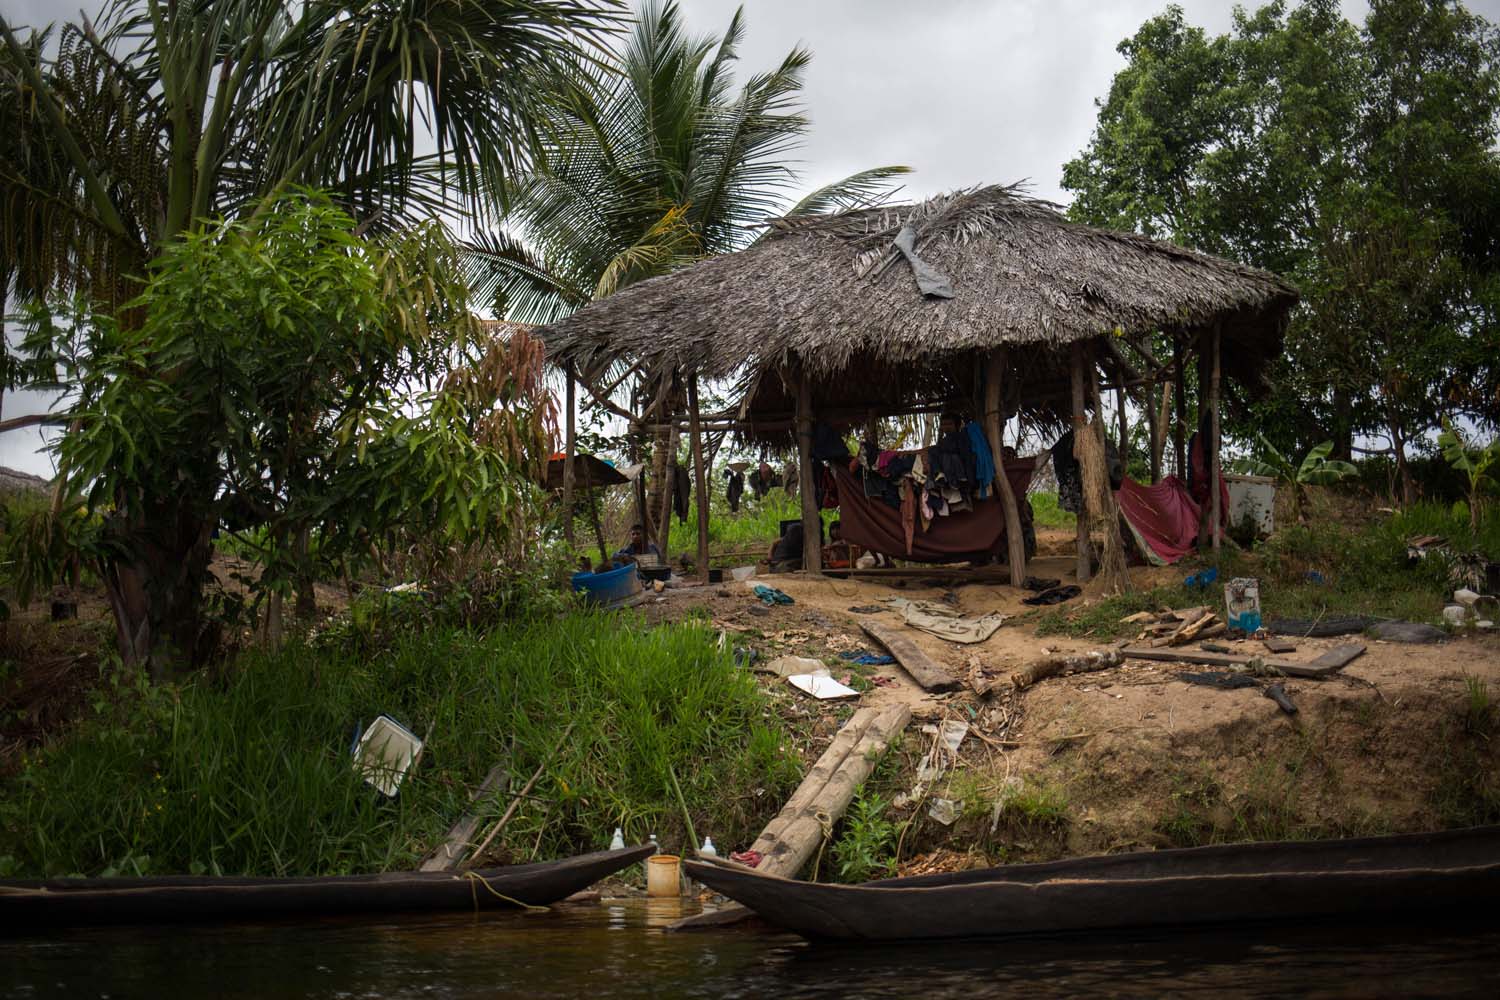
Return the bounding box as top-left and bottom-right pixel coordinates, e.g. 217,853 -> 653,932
3,0 -> 1496,475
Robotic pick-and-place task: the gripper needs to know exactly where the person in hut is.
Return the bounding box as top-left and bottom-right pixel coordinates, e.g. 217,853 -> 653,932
612,523 -> 662,566
821,519 -> 860,569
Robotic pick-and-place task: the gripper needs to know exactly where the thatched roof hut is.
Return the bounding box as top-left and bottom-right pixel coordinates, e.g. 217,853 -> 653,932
541,185 -> 1299,586
543,185 -> 1298,427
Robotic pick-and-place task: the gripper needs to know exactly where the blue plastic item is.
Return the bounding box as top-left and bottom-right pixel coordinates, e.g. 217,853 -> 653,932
1184,567 -> 1219,590
571,562 -> 642,608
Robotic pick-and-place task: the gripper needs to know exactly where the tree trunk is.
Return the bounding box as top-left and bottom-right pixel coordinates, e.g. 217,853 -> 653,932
1152,379 -> 1174,483
1081,344 -> 1132,595
984,348 -> 1026,586
562,366 -> 577,548
98,499 -> 217,680
1116,385 -> 1129,468
293,525 -> 316,618
795,367 -> 821,573
1389,417 -> 1414,508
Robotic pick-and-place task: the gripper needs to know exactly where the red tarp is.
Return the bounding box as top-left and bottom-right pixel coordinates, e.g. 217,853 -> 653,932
830,459 -> 1037,564
1113,474 -> 1230,566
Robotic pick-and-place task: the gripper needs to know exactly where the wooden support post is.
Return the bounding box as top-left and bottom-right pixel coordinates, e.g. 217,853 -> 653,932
1172,334 -> 1187,479
1069,343 -> 1092,583
688,373 -> 710,581
562,366 -> 577,548
1115,385 -> 1129,469
1210,324 -> 1223,557
984,348 -> 1027,587
794,367 -> 822,573
1145,384 -> 1161,484
1084,345 -> 1132,594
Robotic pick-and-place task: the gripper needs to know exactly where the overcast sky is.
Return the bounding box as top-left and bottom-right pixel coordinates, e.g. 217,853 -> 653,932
3,0 -> 1497,475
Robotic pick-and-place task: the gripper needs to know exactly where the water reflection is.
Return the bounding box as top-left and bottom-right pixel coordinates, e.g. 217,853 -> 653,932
2,898 -> 1496,999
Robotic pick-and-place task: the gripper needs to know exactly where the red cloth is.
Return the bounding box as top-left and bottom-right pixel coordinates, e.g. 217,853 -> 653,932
1114,475 -> 1201,565
1114,474 -> 1230,565
831,461 -> 1037,563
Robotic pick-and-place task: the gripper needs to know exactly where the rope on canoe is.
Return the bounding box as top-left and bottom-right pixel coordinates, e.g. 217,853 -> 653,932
463,870 -> 548,913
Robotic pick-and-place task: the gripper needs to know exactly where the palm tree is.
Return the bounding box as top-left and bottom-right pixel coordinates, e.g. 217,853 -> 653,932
0,0 -> 623,315
465,1 -> 908,542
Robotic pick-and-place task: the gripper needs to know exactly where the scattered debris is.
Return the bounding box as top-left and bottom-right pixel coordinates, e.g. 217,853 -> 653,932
1179,670 -> 1259,690
1183,567 -> 1218,590
753,585 -> 795,606
759,655 -> 824,679
787,669 -> 859,700
1023,577 -> 1062,592
838,650 -> 896,666
353,716 -> 424,797
928,798 -> 961,826
847,604 -> 886,614
1021,584 -> 1082,606
884,598 -> 1008,643
1369,621 -> 1447,644
1224,578 -> 1262,633
1265,615 -> 1379,638
1263,683 -> 1298,715
1124,642 -> 1366,679
1262,637 -> 1298,654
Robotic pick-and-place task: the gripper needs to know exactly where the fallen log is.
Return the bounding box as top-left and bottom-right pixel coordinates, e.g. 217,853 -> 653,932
1011,648 -> 1124,691
861,623 -> 960,692
752,707 -> 877,851
1121,643 -> 1366,679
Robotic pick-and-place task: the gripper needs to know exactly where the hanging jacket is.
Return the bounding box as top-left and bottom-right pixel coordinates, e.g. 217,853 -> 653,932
725,470 -> 745,512
966,421 -> 995,498
673,463 -> 691,523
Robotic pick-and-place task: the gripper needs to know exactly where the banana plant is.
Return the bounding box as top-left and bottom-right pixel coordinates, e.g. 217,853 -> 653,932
1438,421 -> 1499,532
1248,435 -> 1357,521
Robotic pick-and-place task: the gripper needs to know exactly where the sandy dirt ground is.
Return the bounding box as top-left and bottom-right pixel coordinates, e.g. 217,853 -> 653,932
641,533 -> 1500,866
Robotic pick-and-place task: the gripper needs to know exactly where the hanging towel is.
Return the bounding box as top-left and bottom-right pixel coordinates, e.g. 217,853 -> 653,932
966,421 -> 995,499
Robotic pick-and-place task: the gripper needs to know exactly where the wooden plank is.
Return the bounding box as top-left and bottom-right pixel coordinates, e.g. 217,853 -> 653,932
1121,643 -> 1366,679
419,762 -> 509,872
752,708 -> 876,851
1263,637 -> 1297,655
861,622 -> 961,692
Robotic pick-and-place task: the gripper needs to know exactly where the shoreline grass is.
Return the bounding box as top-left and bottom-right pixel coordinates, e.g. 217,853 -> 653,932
0,612 -> 800,879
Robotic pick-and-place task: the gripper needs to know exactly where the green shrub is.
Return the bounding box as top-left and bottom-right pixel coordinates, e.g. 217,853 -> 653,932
831,788 -> 899,883
0,613 -> 799,877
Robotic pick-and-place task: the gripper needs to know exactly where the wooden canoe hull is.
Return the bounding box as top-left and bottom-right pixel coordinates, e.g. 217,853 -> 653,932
684,827 -> 1500,942
0,844 -> 654,930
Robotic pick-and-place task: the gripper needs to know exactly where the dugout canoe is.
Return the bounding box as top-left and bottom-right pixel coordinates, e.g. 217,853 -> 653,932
0,844 -> 654,929
684,826 -> 1500,942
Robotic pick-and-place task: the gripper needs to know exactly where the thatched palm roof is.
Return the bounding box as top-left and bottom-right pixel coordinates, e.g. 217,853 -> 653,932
542,185 -> 1298,413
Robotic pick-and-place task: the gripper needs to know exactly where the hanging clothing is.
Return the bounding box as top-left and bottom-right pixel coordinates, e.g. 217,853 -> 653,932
725,470 -> 745,512
966,421 -> 995,499
673,463 -> 691,524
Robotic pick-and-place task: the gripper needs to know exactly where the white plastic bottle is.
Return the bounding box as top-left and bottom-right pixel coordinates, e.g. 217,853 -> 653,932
609,827 -> 625,851
700,836 -> 717,858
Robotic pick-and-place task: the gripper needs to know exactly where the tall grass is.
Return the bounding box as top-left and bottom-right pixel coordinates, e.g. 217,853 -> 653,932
0,613 -> 800,878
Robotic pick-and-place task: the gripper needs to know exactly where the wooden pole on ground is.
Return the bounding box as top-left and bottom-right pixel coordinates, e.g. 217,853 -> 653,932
470,722 -> 576,863
794,365 -> 822,573
562,366 -> 577,548
420,762 -> 510,871
1070,343 -> 1093,584
688,373 -> 710,580
1210,323 -> 1223,557
984,348 -> 1027,587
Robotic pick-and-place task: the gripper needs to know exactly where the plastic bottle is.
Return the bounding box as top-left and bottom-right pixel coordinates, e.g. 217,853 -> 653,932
700,836 -> 717,858
609,827 -> 625,851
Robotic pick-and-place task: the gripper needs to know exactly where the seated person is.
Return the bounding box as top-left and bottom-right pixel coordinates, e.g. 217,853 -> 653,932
821,519 -> 860,569
767,522 -> 808,571
612,524 -> 662,565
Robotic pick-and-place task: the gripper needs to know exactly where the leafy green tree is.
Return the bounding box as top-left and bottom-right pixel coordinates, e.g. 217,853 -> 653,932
17,194 -> 544,675
1063,0 -> 1500,498
1438,421 -> 1500,531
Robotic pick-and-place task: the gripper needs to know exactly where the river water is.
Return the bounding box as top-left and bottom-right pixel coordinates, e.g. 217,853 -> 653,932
3,897 -> 1497,999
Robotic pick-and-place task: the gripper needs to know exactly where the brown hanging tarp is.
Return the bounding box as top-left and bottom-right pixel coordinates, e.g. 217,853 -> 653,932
830,460 -> 1037,564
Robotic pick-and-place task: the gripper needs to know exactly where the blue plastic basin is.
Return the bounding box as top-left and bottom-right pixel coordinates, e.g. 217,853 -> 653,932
571,562 -> 642,607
